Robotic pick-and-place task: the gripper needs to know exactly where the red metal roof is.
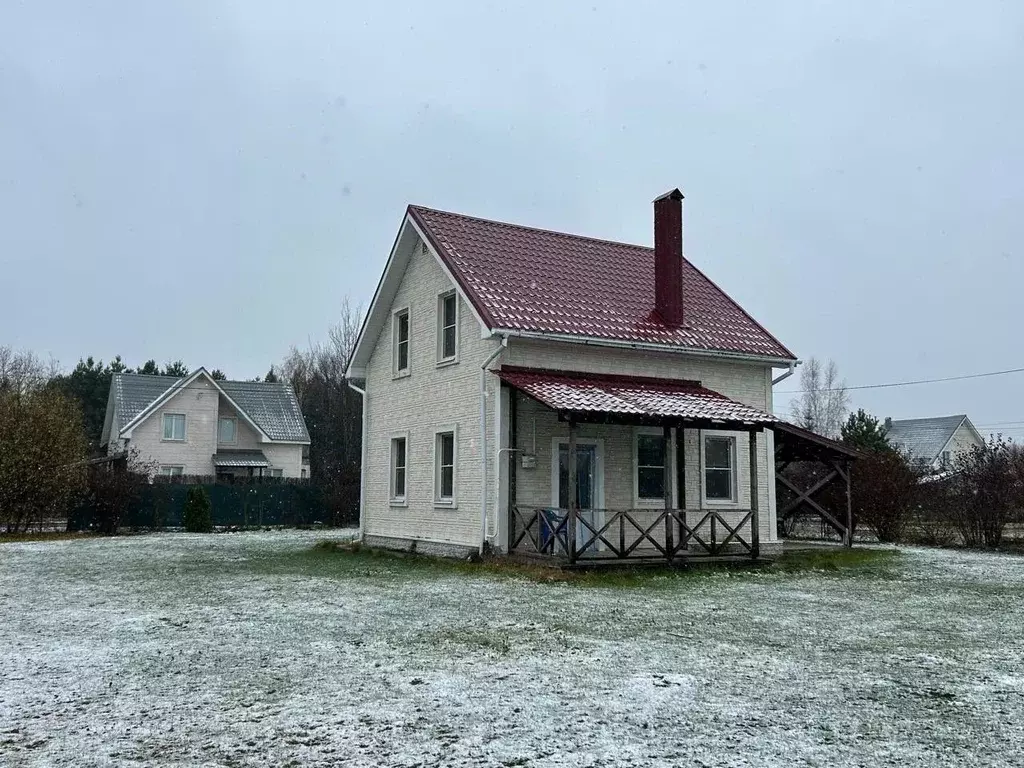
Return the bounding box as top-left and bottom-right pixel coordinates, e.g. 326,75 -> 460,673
496,367 -> 776,425
409,205 -> 795,361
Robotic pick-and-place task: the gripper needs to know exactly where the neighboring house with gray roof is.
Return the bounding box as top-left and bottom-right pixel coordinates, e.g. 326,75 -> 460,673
883,414 -> 984,470
100,367 -> 310,478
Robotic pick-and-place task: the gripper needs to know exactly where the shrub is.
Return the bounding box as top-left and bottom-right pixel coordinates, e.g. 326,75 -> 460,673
948,438 -> 1022,548
183,486 -> 213,533
86,450 -> 153,535
852,450 -> 918,543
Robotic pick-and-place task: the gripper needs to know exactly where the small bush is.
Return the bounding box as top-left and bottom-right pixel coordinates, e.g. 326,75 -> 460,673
853,451 -> 918,543
183,487 -> 213,533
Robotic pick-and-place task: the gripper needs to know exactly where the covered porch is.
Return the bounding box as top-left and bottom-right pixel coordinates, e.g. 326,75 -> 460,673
497,367 -> 777,565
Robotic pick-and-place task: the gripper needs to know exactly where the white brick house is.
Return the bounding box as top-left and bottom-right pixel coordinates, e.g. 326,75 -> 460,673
100,368 -> 310,479
346,190 -> 803,562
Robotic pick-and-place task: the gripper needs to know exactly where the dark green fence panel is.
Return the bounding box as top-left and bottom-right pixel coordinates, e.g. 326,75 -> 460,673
68,478 -> 357,531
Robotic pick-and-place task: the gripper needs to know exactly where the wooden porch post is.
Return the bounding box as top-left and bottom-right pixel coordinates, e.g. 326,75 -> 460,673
749,429 -> 760,561
567,418 -> 578,564
676,427 -> 687,550
845,459 -> 854,548
663,424 -> 674,561
507,387 -> 518,551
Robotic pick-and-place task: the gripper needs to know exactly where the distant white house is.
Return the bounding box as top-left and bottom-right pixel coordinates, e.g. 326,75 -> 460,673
345,189 -> 815,563
883,414 -> 984,470
100,368 -> 310,479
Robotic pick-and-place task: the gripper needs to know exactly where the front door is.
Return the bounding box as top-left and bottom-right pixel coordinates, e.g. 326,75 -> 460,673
554,442 -> 603,552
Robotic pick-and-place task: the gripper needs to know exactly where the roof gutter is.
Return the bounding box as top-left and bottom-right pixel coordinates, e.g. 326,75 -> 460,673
490,328 -> 796,368
772,361 -> 799,386
346,380 -> 367,542
480,336 -> 508,556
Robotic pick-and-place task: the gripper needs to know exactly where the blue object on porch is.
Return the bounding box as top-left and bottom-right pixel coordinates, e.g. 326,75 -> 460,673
539,508 -> 565,552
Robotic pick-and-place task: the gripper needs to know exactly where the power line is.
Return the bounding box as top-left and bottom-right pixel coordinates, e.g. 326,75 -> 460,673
776,366 -> 1024,394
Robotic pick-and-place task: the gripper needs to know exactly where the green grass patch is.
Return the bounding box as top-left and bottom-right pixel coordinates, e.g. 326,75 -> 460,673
285,540 -> 901,587
0,531 -> 98,544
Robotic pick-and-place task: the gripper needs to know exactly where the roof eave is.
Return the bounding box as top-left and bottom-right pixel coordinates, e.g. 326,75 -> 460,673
492,328 -> 797,367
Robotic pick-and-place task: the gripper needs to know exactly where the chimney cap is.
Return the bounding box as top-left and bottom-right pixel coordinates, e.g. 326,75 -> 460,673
653,188 -> 684,203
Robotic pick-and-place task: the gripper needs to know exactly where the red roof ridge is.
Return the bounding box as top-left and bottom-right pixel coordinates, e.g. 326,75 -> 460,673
408,204 -> 654,254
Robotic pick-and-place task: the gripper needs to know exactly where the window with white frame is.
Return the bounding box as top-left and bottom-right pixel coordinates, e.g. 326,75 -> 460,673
160,466 -> 184,477
393,309 -> 410,375
437,291 -> 458,362
636,431 -> 667,502
162,413 -> 185,441
218,417 -> 236,444
267,468 -> 283,478
390,435 -> 407,502
703,434 -> 736,503
435,429 -> 456,504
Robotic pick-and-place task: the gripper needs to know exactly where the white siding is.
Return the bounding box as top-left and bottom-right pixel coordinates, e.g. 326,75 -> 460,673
120,385 -> 306,478
125,378 -> 219,475
505,338 -> 778,544
935,421 -> 985,468
362,237 -> 499,549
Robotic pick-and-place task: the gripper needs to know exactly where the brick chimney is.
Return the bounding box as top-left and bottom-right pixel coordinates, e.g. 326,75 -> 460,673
653,188 -> 685,326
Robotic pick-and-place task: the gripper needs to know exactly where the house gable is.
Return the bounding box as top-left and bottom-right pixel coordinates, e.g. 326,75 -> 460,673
346,214 -> 490,379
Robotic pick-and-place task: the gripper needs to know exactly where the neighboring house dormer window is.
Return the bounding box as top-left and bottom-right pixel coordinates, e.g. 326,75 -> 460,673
218,417 -> 237,444
393,308 -> 410,376
162,413 -> 186,441
437,291 -> 458,364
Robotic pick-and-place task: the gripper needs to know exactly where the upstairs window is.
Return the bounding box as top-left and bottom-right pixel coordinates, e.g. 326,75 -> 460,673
162,413 -> 186,441
437,291 -> 458,363
218,417 -> 236,444
393,309 -> 410,376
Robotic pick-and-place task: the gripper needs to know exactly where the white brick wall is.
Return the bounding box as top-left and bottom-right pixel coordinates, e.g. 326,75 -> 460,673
505,339 -> 778,545
362,236 -> 500,549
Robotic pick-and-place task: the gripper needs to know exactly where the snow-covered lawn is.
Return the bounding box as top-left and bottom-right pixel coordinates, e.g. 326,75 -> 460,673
2,533 -> 1022,767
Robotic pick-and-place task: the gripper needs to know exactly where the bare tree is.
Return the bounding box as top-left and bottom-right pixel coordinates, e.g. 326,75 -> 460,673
279,298 -> 364,524
0,346 -> 59,394
790,357 -> 850,438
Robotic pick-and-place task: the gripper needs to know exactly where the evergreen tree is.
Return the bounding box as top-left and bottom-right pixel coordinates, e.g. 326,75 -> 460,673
841,409 -> 891,454
182,486 -> 213,533
136,360 -> 160,375
209,369 -> 227,381
162,360 -> 189,377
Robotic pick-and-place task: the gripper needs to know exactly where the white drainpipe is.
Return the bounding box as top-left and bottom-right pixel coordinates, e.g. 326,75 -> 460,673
346,380 -> 367,540
479,337 -> 508,555
772,361 -> 799,386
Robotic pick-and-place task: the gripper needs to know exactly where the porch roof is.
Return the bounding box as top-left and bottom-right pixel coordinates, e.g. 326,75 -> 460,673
212,450 -> 270,468
496,366 -> 776,428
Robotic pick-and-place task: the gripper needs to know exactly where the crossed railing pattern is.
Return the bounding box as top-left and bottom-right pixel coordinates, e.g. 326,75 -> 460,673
510,506 -> 758,561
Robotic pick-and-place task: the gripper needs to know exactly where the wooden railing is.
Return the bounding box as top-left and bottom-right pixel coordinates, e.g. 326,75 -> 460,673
510,506 -> 760,563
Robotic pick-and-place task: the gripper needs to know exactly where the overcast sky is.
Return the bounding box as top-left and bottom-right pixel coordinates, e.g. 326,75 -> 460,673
2,1 -> 1022,435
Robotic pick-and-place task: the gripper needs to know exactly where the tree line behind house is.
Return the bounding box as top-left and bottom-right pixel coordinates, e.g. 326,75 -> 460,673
0,301 -> 363,534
